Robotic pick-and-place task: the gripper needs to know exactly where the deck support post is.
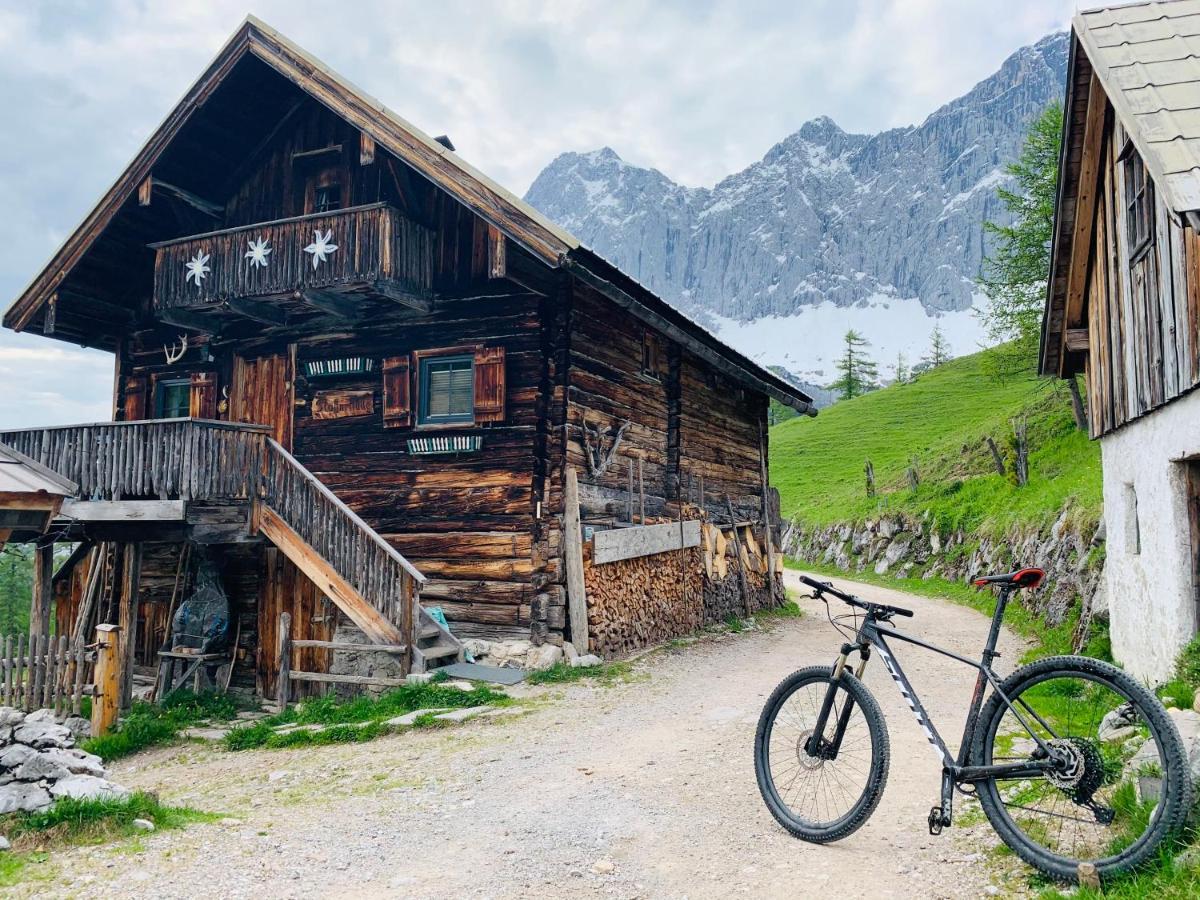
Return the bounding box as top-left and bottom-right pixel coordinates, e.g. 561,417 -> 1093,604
118,542 -> 142,710
277,611 -> 292,709
29,542 -> 54,641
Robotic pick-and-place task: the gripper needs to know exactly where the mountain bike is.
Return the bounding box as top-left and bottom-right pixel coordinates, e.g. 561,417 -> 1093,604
754,570 -> 1193,884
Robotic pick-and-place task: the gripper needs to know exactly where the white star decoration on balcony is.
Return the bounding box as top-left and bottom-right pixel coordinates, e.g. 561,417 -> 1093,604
244,236 -> 272,269
303,229 -> 338,269
184,250 -> 211,287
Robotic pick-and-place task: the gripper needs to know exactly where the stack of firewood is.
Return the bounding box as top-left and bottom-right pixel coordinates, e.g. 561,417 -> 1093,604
583,546 -> 705,656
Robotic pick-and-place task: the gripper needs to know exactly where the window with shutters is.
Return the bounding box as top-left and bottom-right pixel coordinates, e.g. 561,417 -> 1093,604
418,354 -> 475,425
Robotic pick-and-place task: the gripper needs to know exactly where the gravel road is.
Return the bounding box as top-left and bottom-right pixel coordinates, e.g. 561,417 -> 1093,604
29,572 -> 1030,899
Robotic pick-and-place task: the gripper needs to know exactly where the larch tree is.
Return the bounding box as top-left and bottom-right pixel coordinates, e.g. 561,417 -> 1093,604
831,329 -> 879,400
923,324 -> 952,369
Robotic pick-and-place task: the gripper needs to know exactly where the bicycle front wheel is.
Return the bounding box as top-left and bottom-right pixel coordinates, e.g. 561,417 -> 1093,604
754,665 -> 889,842
971,655 -> 1192,884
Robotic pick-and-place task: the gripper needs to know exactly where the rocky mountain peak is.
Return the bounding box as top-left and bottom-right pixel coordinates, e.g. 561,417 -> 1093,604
523,32 -> 1069,386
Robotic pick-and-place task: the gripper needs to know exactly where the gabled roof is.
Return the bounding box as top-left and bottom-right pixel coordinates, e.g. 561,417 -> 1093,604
3,16 -> 814,414
1076,0 -> 1200,213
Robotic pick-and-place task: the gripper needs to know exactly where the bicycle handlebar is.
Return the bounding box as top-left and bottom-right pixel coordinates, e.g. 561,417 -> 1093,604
799,575 -> 914,619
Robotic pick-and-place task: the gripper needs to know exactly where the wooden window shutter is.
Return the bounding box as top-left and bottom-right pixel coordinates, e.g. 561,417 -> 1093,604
382,355 -> 413,428
189,371 -> 217,419
473,346 -> 506,423
123,374 -> 147,421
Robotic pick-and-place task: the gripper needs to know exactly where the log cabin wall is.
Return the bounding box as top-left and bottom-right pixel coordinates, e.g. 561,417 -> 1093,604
1081,113 -> 1200,438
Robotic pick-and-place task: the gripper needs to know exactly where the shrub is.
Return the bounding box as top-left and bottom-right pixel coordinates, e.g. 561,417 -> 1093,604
1174,635 -> 1200,691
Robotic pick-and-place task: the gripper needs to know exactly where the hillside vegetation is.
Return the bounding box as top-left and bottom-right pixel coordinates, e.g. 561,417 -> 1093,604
770,345 -> 1102,537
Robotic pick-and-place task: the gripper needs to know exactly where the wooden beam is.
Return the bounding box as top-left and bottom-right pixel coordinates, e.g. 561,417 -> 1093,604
288,670 -> 409,688
487,225 -> 507,280
59,499 -> 185,522
158,307 -> 220,334
149,178 -> 224,218
372,280 -> 433,314
53,540 -> 94,587
298,289 -> 360,319
1062,72 -> 1107,371
43,293 -> 57,336
258,505 -> 405,645
137,175 -> 153,207
118,542 -> 142,710
360,132 -> 376,166
1065,328 -> 1091,352
29,543 -> 54,641
227,296 -> 288,326
564,467 -> 589,654
593,520 -> 701,565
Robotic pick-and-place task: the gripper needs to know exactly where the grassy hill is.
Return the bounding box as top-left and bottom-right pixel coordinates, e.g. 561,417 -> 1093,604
770,345 -> 1102,537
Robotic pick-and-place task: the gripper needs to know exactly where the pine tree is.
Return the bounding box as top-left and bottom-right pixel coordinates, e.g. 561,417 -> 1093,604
923,324 -> 951,369
891,351 -> 909,385
830,329 -> 879,400
979,101 -> 1063,370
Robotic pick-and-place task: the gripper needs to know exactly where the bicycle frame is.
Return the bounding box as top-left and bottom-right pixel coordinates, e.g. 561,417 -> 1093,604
807,584 -> 1060,826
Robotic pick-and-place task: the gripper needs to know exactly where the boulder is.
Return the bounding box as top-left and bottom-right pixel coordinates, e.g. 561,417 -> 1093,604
24,709 -> 58,725
61,717 -> 91,740
38,748 -> 105,778
0,707 -> 25,728
0,782 -> 52,814
13,752 -> 71,783
13,721 -> 73,749
1099,704 -> 1137,741
571,654 -> 602,669
526,644 -> 563,672
0,744 -> 35,769
49,775 -> 129,803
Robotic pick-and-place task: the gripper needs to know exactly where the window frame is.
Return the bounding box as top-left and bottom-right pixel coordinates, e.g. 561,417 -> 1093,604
1122,147 -> 1155,265
154,377 -> 192,420
416,351 -> 475,428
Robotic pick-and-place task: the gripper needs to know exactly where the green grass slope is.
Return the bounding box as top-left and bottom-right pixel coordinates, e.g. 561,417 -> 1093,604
770,345 -> 1102,537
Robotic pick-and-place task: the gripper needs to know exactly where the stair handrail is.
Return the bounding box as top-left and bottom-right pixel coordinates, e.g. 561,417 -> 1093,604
262,438 -> 425,584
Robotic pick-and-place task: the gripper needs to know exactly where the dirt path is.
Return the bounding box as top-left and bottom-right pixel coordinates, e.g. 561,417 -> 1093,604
31,573 -> 1029,899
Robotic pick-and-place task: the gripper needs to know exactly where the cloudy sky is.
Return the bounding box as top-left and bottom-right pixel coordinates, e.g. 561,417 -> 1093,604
0,0 -> 1074,429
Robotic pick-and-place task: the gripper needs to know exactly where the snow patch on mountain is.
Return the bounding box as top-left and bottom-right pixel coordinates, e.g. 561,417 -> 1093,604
709,295 -> 989,386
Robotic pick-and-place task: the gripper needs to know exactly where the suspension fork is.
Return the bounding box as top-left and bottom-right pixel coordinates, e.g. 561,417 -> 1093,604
805,642 -> 871,758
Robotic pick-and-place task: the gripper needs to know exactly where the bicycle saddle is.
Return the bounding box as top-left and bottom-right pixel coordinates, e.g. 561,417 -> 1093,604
972,568 -> 1045,589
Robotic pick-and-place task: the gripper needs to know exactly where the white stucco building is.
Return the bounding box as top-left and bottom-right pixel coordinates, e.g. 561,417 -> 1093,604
1041,0 -> 1200,684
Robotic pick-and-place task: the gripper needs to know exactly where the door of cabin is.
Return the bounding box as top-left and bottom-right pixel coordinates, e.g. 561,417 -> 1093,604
229,348 -> 295,450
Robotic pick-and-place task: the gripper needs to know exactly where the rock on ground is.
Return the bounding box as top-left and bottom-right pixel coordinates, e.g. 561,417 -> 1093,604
0,781 -> 52,814
49,775 -> 129,802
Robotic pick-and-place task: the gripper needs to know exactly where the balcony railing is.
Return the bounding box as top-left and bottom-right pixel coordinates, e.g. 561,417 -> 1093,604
151,203 -> 434,312
0,419 -> 270,502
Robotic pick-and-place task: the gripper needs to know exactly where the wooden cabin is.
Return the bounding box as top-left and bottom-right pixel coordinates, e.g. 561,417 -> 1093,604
1041,0 -> 1200,682
0,18 -> 813,699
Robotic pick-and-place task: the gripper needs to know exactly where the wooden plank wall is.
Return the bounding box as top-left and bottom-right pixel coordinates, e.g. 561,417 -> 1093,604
1084,115 -> 1200,438
288,291 -> 543,639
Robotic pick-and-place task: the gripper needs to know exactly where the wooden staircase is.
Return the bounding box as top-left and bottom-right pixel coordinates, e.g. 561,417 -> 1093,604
260,439 -> 463,673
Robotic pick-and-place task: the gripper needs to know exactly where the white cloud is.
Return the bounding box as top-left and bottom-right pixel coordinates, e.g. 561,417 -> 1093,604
0,0 -> 1074,429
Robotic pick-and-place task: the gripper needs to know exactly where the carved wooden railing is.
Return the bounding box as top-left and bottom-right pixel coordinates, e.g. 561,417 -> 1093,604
152,203 -> 434,311
0,419 -> 270,502
261,439 -> 426,646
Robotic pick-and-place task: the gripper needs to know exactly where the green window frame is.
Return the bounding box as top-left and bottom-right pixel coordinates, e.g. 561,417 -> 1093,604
155,378 -> 191,419
418,355 -> 474,425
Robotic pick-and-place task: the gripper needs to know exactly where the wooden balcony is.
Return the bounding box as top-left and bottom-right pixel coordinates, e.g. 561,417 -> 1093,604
151,203 -> 434,328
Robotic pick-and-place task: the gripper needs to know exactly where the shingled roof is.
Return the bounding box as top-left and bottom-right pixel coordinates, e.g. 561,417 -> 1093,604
1076,0 -> 1200,213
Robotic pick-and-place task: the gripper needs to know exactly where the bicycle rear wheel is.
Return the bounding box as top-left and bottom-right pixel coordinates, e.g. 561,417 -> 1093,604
754,666 -> 889,842
971,655 -> 1192,884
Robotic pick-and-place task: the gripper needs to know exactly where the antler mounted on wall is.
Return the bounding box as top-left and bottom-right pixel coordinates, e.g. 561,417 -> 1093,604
580,414 -> 631,478
163,333 -> 189,365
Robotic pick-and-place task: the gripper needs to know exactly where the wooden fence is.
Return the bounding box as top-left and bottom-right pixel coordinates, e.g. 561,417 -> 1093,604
275,611 -> 409,707
0,634 -> 94,715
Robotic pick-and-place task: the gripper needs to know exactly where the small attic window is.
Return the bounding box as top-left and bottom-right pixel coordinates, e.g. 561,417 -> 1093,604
1123,147 -> 1154,262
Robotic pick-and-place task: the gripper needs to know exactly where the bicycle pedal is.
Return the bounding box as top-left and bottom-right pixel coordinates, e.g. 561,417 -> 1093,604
927,806 -> 950,836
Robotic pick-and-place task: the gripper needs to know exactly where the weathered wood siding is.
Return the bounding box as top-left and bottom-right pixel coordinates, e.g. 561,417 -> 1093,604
1083,115 -> 1200,437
